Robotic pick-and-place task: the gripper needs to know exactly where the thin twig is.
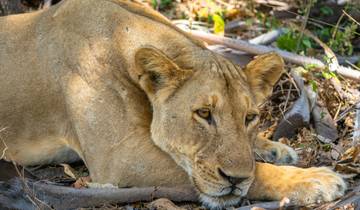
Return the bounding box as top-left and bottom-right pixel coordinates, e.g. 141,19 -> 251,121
12,161 -> 53,209
0,127 -> 8,160
284,71 -> 301,94
333,102 -> 342,121
249,28 -> 286,45
254,151 -> 268,163
283,83 -> 293,111
342,10 -> 360,26
1,139 -> 8,160
346,60 -> 360,71
254,0 -> 290,10
296,0 -> 312,52
336,100 -> 360,122
332,13 -> 345,40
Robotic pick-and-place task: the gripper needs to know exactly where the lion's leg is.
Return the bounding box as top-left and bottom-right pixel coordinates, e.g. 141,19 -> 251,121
254,135 -> 298,164
2,137 -> 81,166
247,162 -> 346,205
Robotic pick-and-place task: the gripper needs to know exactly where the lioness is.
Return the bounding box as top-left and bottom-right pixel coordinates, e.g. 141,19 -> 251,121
0,0 -> 346,208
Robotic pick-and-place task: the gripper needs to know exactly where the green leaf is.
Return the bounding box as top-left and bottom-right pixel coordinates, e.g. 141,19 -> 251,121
304,63 -> 320,70
151,0 -> 173,10
212,14 -> 225,35
320,6 -> 334,16
310,80 -> 318,92
151,0 -> 157,9
276,32 -> 298,52
302,38 -> 312,49
321,71 -> 337,80
276,30 -> 312,53
322,144 -> 332,151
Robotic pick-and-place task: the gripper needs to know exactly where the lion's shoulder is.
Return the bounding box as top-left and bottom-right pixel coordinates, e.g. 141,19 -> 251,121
108,0 -> 204,47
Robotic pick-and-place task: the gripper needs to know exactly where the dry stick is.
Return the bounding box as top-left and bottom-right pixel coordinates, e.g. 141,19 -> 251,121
0,127 -> 8,160
295,0 -> 312,52
3,178 -> 291,210
0,139 -> 8,160
332,13 -> 345,40
254,0 -> 290,10
249,28 -> 286,45
13,178 -> 197,210
342,9 -> 360,26
186,30 -> 360,81
354,102 -> 360,146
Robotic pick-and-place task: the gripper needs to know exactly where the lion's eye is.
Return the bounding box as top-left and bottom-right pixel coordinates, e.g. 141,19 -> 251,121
196,108 -> 213,125
245,114 -> 258,126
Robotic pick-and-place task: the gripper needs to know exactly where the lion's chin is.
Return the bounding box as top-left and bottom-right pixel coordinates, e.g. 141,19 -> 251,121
199,193 -> 242,210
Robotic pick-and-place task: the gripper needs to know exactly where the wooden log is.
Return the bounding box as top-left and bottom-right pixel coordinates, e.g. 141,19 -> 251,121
249,28 -> 286,45
186,30 -> 360,81
0,178 -> 197,210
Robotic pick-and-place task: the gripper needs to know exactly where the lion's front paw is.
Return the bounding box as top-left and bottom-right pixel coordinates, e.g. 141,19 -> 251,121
255,141 -> 298,165
285,167 -> 346,205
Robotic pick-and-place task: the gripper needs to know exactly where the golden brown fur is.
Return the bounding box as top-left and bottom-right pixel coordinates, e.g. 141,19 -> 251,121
0,0 -> 345,208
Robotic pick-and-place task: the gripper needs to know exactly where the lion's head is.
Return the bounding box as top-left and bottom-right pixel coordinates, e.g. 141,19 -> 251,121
135,46 -> 284,208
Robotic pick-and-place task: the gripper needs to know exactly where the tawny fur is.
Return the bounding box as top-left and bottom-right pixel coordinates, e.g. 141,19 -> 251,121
0,0 -> 345,208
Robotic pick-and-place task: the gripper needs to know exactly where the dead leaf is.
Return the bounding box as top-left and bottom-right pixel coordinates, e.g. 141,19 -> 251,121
72,176 -> 91,189
60,163 -> 77,179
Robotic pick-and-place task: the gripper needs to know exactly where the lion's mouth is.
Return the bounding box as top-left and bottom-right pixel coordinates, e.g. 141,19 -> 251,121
196,181 -> 253,209
199,192 -> 243,209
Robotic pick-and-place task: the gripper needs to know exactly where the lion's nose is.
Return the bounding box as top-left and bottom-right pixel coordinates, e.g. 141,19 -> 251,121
218,168 -> 248,185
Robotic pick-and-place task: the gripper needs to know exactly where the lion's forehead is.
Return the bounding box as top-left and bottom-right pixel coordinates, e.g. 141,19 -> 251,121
187,71 -> 254,110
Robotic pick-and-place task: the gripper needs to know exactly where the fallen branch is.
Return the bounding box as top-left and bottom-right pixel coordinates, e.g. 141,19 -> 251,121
186,30 -> 360,81
225,20 -> 248,32
207,45 -> 253,67
249,28 -> 286,45
254,0 -> 291,11
0,178 -> 197,210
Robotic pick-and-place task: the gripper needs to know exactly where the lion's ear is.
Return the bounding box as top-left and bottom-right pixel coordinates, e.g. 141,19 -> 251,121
244,53 -> 284,105
135,46 -> 191,101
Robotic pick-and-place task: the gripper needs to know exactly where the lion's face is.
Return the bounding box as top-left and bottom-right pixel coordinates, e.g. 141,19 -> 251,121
135,47 -> 284,208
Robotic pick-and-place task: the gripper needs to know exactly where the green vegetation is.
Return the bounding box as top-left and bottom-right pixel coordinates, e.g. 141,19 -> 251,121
276,29 -> 313,54
151,0 -> 173,10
